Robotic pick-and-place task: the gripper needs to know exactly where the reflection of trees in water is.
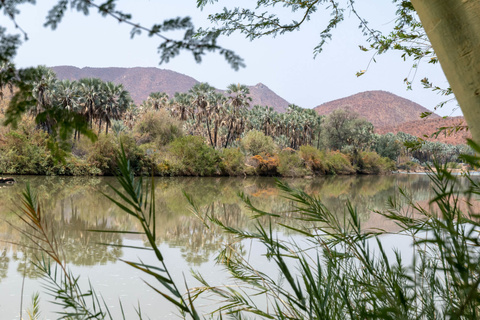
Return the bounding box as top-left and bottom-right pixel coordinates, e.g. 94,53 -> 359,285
13,250 -> 44,279
58,208 -> 123,266
5,202 -> 124,278
0,173 -> 458,272
0,249 -> 9,281
154,195 -> 301,266
162,203 -> 245,265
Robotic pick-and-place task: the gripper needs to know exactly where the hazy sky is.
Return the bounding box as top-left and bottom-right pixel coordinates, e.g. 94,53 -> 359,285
6,0 -> 459,116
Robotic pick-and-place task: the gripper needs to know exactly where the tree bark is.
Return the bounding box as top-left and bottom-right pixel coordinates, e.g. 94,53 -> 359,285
412,0 -> 480,142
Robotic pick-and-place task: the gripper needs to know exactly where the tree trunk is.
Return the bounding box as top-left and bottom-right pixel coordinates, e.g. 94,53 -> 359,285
224,122 -> 233,148
205,118 -> 214,147
213,120 -> 218,148
412,0 -> 480,143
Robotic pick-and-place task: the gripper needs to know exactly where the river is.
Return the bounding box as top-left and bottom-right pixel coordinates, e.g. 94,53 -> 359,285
0,174 -> 465,319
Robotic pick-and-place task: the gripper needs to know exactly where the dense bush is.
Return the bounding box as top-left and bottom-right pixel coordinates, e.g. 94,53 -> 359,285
166,135 -> 221,176
0,120 -> 104,176
85,133 -> 147,175
241,130 -> 276,156
134,110 -> 183,147
321,108 -> 374,153
373,133 -> 402,161
85,134 -> 119,175
397,160 -> 420,172
220,147 -> 246,176
324,151 -> 356,175
357,151 -> 396,174
0,128 -> 49,174
299,145 -> 329,174
277,148 -> 310,177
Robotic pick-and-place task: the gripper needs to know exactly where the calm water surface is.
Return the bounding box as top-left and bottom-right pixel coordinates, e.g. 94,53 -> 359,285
0,174 -> 461,319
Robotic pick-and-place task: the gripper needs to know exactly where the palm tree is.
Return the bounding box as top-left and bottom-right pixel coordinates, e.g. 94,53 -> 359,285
189,83 -> 216,146
208,92 -> 227,148
78,78 -> 102,130
122,102 -> 140,130
0,62 -> 16,108
144,91 -> 169,111
224,83 -> 251,148
55,80 -> 81,113
98,82 -> 131,134
53,79 -> 83,140
170,92 -> 191,121
31,67 -> 57,133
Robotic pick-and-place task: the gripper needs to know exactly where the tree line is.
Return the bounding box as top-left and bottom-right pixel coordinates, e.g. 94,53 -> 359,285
0,66 -> 473,176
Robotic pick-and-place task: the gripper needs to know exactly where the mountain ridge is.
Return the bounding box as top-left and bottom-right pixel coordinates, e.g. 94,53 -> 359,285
50,66 -> 290,112
314,90 -> 440,128
377,116 -> 470,145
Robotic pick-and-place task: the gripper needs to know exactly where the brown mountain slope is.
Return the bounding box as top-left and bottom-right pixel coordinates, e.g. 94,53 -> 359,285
51,66 -> 199,104
51,66 -> 289,112
247,83 -> 290,112
314,90 -> 440,128
377,116 -> 470,145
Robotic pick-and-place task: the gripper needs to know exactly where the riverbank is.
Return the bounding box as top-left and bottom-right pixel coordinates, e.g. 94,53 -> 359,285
0,123 -> 395,177
395,163 -> 478,175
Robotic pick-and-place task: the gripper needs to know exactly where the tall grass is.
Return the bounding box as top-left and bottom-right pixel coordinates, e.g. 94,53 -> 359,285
13,141 -> 480,319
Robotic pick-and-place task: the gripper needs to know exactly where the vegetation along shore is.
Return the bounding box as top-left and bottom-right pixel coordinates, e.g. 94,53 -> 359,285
0,67 -> 473,177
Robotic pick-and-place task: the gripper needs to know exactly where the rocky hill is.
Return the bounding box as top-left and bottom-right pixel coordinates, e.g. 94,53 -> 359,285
246,83 -> 290,112
314,90 -> 440,128
50,66 -> 289,112
377,116 -> 470,145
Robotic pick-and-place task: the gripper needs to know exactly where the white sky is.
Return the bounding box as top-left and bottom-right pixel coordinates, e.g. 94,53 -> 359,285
5,0 -> 460,116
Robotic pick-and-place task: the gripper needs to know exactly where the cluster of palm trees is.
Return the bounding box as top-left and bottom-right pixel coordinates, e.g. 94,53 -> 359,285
30,67 -> 132,137
140,82 -> 251,149
247,104 -> 323,149
395,132 -> 473,164
140,82 -> 323,150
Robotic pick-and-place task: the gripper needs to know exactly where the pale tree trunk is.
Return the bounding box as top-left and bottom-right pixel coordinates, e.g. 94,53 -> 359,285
412,0 -> 480,143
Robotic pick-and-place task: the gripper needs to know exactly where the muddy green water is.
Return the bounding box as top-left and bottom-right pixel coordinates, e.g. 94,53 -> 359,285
0,174 -> 454,319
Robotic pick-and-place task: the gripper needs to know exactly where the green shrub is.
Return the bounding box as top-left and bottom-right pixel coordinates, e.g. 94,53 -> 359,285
167,135 -> 221,176
324,151 -> 355,175
397,160 -> 420,171
373,133 -> 402,161
220,147 -> 246,176
86,133 -> 147,175
241,130 -> 276,156
358,151 -> 396,174
0,123 -> 50,174
43,156 -> 102,176
134,110 -> 183,147
299,145 -> 329,174
86,134 -> 118,175
0,119 -> 106,176
277,149 -> 310,177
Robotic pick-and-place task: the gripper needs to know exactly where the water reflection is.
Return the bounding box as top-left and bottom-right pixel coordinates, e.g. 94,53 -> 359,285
0,174 -> 444,275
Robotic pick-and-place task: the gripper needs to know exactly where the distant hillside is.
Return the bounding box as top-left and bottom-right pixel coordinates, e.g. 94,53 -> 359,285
51,66 -> 289,112
377,116 -> 470,145
51,66 -> 199,105
247,83 -> 290,112
314,90 -> 440,128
